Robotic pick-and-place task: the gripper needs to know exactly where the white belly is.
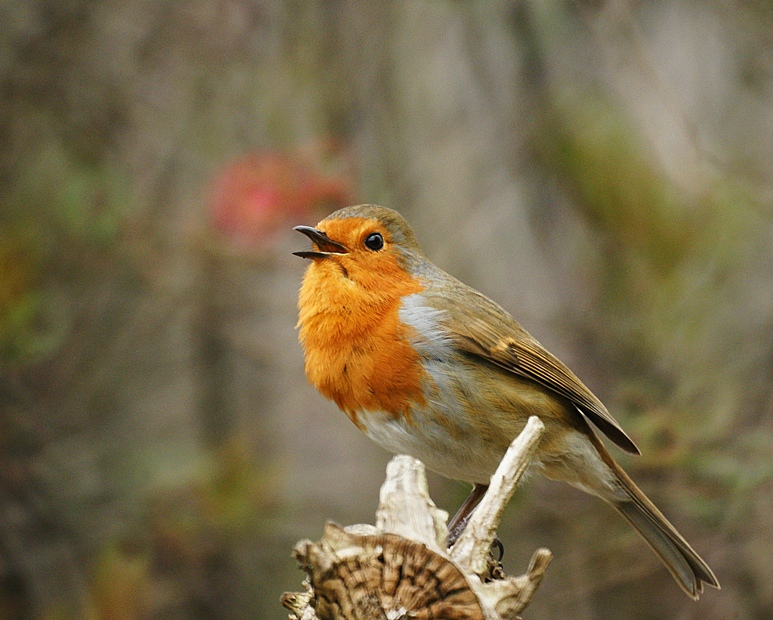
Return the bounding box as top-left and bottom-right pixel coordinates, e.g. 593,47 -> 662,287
356,407 -> 510,484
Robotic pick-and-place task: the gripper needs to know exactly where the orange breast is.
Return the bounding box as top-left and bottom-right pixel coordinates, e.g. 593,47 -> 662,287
297,255 -> 427,426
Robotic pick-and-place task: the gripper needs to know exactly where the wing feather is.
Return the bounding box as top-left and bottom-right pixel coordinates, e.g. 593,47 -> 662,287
426,284 -> 640,455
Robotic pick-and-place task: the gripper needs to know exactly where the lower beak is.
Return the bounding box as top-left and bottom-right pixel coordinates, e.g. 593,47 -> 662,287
293,226 -> 348,259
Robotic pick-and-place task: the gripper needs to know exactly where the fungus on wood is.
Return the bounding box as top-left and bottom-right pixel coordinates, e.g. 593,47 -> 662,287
282,416 -> 551,620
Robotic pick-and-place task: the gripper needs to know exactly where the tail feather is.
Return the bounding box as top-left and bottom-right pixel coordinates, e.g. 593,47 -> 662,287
585,429 -> 720,599
614,499 -> 712,599
609,459 -> 720,599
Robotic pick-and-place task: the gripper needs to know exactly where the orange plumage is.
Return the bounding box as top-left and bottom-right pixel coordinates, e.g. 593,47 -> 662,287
297,214 -> 428,425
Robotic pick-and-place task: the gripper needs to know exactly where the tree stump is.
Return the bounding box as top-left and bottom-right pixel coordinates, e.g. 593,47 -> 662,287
282,416 -> 551,620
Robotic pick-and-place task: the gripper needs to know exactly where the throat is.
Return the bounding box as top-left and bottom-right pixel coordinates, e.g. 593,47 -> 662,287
298,268 -> 427,424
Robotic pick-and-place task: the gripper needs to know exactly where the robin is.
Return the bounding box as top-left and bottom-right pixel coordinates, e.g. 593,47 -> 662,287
293,204 -> 719,600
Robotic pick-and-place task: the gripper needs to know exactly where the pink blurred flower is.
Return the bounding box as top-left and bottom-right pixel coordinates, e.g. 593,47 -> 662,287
208,148 -> 353,250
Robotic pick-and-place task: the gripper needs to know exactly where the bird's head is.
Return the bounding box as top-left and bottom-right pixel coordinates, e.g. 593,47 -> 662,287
293,204 -> 425,291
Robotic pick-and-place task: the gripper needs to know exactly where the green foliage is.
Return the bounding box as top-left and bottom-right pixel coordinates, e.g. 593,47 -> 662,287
88,544 -> 151,620
1,143 -> 133,367
537,92 -> 698,278
14,144 -> 131,248
533,89 -> 768,520
0,226 -> 44,365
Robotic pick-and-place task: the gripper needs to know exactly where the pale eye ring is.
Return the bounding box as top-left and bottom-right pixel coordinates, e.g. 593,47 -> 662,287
364,232 -> 384,251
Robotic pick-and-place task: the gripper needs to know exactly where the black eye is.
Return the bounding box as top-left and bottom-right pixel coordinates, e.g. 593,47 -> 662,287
364,232 -> 384,251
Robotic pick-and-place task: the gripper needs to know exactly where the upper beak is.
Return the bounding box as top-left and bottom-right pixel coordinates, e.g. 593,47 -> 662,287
293,226 -> 348,259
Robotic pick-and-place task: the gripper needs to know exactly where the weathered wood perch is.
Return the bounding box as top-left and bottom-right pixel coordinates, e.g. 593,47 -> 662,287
282,416 -> 551,620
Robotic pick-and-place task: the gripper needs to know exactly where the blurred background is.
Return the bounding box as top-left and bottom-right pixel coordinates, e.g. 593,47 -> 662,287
1,1 -> 772,618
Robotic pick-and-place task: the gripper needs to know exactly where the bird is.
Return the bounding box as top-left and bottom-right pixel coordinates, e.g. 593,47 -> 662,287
293,204 -> 719,600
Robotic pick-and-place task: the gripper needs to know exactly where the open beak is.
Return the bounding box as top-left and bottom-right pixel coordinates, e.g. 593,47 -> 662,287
293,226 -> 348,259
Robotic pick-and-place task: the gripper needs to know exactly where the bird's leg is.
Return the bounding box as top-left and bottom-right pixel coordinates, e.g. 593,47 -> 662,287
447,483 -> 506,579
447,483 -> 488,546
